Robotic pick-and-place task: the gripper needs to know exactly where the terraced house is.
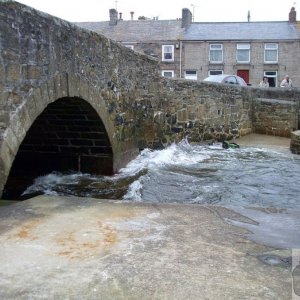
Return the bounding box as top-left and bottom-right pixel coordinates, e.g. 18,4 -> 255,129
77,7 -> 300,87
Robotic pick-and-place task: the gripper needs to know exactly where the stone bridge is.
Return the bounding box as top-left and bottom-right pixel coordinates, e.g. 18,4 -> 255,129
0,1 -> 300,198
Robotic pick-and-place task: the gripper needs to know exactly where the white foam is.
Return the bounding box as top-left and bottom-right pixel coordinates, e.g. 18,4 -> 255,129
123,179 -> 143,202
22,172 -> 93,196
119,140 -> 210,177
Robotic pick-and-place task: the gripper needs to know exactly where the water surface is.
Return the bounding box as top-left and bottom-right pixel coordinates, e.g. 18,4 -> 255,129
22,140 -> 300,248
24,139 -> 300,209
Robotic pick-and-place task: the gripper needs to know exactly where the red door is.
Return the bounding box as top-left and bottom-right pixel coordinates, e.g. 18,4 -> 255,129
237,70 -> 249,84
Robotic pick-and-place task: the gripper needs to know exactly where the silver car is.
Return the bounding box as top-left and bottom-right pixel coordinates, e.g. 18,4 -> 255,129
203,74 -> 247,86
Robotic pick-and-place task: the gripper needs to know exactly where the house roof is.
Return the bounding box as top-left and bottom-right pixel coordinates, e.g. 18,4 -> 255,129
76,20 -> 184,42
184,21 -> 300,41
76,19 -> 300,42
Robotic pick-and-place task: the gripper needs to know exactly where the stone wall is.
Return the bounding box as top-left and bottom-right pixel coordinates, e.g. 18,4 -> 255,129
132,77 -> 300,148
291,130 -> 300,154
143,79 -> 253,148
1,1 -> 300,198
251,87 -> 299,137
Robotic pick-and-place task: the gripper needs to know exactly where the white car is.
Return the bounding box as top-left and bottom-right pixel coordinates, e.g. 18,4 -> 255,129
203,74 -> 248,86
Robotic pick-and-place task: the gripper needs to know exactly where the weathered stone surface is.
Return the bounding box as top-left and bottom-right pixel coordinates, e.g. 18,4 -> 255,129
0,196 -> 292,299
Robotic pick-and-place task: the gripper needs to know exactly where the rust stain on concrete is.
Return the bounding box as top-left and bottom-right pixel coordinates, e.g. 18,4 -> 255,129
10,219 -> 41,240
55,220 -> 118,260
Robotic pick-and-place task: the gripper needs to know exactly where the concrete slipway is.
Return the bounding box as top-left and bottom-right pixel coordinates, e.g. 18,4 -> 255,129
0,196 -> 293,299
0,135 -> 296,299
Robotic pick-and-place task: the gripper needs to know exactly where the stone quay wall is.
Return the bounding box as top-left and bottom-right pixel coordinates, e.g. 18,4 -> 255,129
139,79 -> 300,149
145,79 -> 253,148
291,130 -> 300,154
251,88 -> 299,137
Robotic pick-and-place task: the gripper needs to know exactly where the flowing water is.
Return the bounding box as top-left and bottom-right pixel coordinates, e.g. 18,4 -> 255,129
23,139 -> 300,208
22,139 -> 300,248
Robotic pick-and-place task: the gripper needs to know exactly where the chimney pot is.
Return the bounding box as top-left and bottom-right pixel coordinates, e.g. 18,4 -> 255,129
130,11 -> 134,20
289,7 -> 296,23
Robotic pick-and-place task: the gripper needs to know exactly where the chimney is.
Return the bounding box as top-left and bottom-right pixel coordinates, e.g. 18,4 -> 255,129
109,9 -> 118,26
289,7 -> 296,23
119,12 -> 123,20
182,8 -> 192,29
130,11 -> 134,20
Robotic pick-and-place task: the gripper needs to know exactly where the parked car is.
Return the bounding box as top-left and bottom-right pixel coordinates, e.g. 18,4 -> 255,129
203,74 -> 248,86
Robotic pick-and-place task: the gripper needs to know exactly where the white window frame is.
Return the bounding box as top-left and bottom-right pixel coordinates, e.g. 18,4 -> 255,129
208,70 -> 223,76
162,45 -> 174,62
264,71 -> 278,87
184,70 -> 197,80
209,44 -> 223,63
236,43 -> 250,63
124,45 -> 134,50
161,70 -> 174,78
264,43 -> 278,63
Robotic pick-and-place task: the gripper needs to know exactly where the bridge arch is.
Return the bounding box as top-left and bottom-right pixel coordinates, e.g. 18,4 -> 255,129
0,74 -> 134,198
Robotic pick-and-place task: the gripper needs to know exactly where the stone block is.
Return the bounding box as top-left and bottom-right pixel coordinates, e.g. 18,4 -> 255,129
26,65 -> 42,80
79,78 -> 90,100
39,82 -> 50,106
47,78 -> 56,102
3,127 -> 19,156
177,109 -> 187,122
24,94 -> 38,121
0,140 -> 15,177
55,73 -> 68,99
10,106 -> 30,142
0,92 -> 9,106
6,64 -> 20,82
0,64 -> 4,82
7,91 -> 22,106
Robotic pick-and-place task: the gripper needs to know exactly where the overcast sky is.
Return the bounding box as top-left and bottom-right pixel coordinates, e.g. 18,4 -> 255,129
17,0 -> 298,23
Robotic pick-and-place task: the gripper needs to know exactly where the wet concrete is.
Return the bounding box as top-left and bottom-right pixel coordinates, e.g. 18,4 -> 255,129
235,133 -> 291,151
0,196 -> 293,299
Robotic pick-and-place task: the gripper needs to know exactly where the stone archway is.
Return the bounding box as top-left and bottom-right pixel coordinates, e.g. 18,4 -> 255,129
3,97 -> 114,199
0,73 -> 141,199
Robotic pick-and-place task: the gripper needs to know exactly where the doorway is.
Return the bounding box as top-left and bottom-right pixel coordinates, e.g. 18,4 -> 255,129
264,71 -> 278,87
237,70 -> 249,84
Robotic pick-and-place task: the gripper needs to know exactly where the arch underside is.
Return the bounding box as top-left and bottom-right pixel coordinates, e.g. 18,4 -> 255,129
3,97 -> 113,199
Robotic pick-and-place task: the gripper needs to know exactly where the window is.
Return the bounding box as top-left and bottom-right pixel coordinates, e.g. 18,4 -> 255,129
237,43 -> 250,63
209,44 -> 223,63
209,70 -> 223,76
264,71 -> 278,87
162,70 -> 174,78
124,45 -> 134,50
185,70 -> 197,80
264,43 -> 278,63
224,76 -> 238,85
162,45 -> 174,61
